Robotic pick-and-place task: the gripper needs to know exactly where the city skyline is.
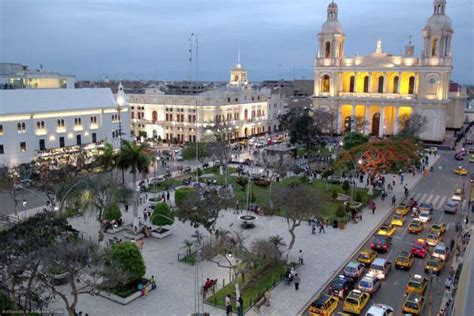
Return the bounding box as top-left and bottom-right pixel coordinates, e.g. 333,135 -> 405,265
1,0 -> 473,83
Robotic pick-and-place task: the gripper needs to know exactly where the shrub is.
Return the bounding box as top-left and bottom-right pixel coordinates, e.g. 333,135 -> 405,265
104,203 -> 122,221
111,242 -> 146,283
331,189 -> 338,200
152,203 -> 174,226
336,205 -> 346,218
322,169 -> 333,179
254,178 -> 271,187
355,191 -> 363,203
175,187 -> 196,207
342,180 -> 350,194
236,176 -> 248,191
182,142 -> 210,160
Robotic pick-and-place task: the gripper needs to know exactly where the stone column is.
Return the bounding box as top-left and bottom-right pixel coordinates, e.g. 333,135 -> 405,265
379,105 -> 385,137
383,73 -> 387,93
337,107 -> 342,134
367,72 -> 372,93
397,72 -> 402,94
365,103 -> 371,135
394,104 -> 400,135
354,72 -> 358,93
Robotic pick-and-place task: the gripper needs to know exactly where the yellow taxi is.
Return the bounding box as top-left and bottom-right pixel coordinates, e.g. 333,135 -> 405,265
395,204 -> 410,216
309,294 -> 339,316
426,232 -> 443,247
395,251 -> 414,270
377,223 -> 396,236
408,219 -> 425,234
453,166 -> 468,176
342,290 -> 370,315
391,213 -> 405,227
405,274 -> 428,295
430,223 -> 447,235
402,293 -> 425,315
356,249 -> 377,266
424,258 -> 445,275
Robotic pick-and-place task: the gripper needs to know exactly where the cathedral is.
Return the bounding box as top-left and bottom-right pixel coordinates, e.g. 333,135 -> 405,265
313,0 -> 464,142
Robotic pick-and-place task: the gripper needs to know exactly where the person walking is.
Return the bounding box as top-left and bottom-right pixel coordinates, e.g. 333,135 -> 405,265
151,275 -> 156,290
225,295 -> 232,316
294,273 -> 301,291
237,296 -> 243,316
166,191 -> 170,202
298,250 -> 304,265
319,222 -> 325,233
391,195 -> 396,207
371,203 -> 376,215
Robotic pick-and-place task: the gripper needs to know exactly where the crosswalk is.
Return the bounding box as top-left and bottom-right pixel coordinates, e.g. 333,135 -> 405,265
411,192 -> 467,210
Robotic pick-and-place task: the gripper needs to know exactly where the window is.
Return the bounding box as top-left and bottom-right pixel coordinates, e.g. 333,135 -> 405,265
349,76 -> 355,92
408,76 -> 415,94
57,119 -> 65,127
363,76 -> 369,93
90,116 -> 97,124
152,111 -> 158,124
235,98 -> 238,102
0,144 -> 3,154
20,142 -> 26,152
377,76 -> 384,93
244,109 -> 248,120
325,41 -> 331,58
431,38 -> 438,57
0,125 -> 3,135
74,118 -> 82,126
227,97 -> 231,102
17,122 -> 26,132
36,121 -> 45,130
92,133 -> 97,143
393,76 -> 399,93
76,135 -> 81,146
321,75 -> 330,93
59,137 -> 65,148
39,139 -> 45,150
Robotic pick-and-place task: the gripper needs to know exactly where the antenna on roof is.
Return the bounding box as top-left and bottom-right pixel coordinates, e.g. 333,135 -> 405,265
195,34 -> 199,82
188,33 -> 194,82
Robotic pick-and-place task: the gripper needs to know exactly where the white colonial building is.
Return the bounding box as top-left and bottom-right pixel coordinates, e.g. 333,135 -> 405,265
313,0 -> 464,142
0,87 -> 130,166
0,63 -> 75,89
128,63 -> 276,143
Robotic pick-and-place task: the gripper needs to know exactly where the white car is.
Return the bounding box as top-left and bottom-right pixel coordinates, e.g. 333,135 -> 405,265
365,303 -> 394,316
418,210 -> 432,223
432,243 -> 449,261
452,188 -> 463,202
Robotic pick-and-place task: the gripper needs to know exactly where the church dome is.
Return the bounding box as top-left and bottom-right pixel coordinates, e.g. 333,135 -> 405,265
321,20 -> 343,34
425,14 -> 452,32
328,2 -> 337,9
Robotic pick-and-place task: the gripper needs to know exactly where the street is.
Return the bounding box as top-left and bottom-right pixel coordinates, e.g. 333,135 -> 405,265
302,150 -> 471,315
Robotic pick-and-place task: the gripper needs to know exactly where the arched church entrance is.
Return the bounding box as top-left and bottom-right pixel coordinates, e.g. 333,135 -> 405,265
371,113 -> 380,136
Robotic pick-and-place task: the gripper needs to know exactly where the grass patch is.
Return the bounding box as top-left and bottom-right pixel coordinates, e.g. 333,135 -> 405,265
178,252 -> 197,265
147,178 -> 183,192
103,278 -> 149,298
205,261 -> 287,310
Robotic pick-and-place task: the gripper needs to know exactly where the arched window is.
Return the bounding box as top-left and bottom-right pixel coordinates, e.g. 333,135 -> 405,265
377,76 -> 384,93
408,76 -> 415,94
325,41 -> 331,58
17,123 -> 21,131
21,123 -> 26,130
244,109 -> 248,121
152,111 -> 158,124
393,76 -> 399,93
363,76 -> 369,93
431,38 -> 438,57
321,75 -> 331,93
349,75 -> 355,93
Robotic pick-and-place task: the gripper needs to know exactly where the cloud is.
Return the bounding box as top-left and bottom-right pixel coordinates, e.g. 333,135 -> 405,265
1,0 -> 472,83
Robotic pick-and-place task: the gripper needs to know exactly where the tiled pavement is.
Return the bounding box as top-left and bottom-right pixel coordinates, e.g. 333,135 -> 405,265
13,156 -> 440,316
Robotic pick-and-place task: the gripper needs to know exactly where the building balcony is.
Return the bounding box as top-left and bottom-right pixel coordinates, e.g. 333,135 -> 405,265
35,129 -> 47,136
338,92 -> 416,100
90,123 -> 99,130
56,127 -> 66,134
73,126 -> 84,132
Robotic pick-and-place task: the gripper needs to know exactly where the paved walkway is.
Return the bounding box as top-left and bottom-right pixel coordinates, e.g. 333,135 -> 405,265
8,156 -> 440,316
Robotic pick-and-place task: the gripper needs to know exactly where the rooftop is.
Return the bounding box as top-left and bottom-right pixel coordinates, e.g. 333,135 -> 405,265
0,88 -> 117,116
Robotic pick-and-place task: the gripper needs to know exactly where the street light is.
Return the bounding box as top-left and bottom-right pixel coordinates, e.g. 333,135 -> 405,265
116,83 -> 127,184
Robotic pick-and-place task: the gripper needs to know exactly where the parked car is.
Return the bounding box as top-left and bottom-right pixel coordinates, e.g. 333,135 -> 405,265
368,258 -> 392,280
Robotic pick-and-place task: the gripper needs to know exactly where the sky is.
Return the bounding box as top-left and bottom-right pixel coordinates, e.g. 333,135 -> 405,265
1,0 -> 473,83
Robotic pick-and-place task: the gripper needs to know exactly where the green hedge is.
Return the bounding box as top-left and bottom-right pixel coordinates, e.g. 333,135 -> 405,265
152,203 -> 174,226
175,187 -> 196,207
111,242 -> 146,284
104,203 -> 122,221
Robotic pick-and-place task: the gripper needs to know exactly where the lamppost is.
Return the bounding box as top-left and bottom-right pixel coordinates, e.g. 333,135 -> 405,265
116,83 -> 127,184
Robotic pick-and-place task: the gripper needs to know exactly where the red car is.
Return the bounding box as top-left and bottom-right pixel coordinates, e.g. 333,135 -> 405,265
411,239 -> 428,258
370,235 -> 392,253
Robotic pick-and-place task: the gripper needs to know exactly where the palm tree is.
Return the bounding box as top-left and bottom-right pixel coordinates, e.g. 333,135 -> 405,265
181,239 -> 195,256
116,140 -> 152,218
97,143 -> 116,178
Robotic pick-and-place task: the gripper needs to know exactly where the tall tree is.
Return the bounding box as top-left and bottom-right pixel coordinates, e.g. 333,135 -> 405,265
279,107 -> 321,149
270,184 -> 321,250
116,140 -> 152,218
398,112 -> 428,139
97,143 -> 117,178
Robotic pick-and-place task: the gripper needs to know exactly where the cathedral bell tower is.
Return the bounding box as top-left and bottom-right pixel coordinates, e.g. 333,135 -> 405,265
317,1 -> 345,62
421,0 -> 453,63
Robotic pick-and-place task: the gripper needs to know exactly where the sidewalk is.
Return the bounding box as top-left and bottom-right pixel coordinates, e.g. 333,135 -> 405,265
248,155 -> 440,316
